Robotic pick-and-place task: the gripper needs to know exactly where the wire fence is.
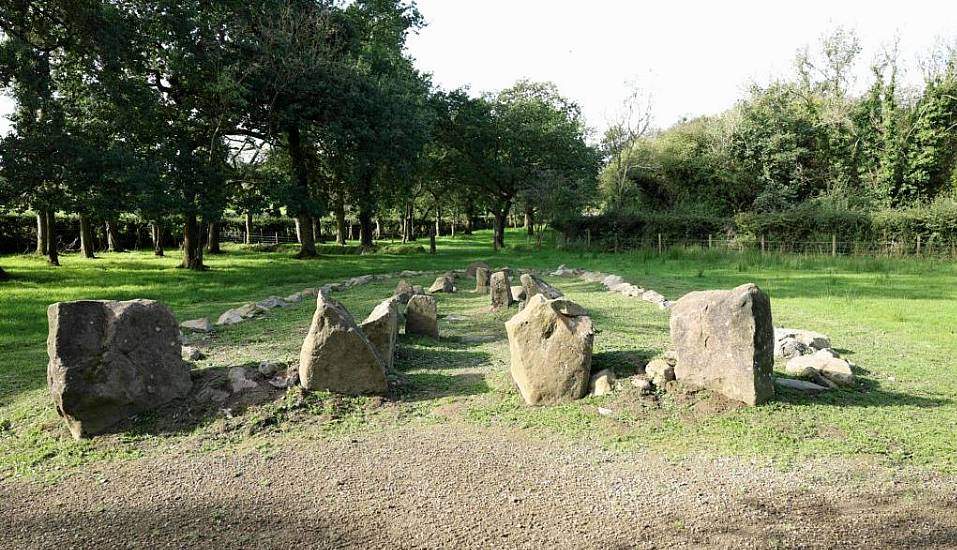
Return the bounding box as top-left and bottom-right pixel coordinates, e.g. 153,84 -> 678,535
556,232 -> 957,258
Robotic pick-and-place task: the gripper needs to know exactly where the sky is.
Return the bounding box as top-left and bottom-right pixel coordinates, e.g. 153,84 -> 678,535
405,0 -> 957,135
2,1 -> 956,135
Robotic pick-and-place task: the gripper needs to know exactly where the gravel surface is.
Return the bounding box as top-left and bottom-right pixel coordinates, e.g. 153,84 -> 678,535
2,423 -> 956,549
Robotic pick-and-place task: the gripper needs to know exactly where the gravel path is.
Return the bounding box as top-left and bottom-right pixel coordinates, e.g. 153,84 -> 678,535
2,423 -> 956,549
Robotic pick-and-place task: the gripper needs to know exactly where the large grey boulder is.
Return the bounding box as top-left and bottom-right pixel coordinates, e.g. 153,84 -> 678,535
298,290 -> 387,395
47,299 -> 192,439
490,271 -> 514,310
520,273 -> 563,300
405,294 -> 439,338
669,283 -> 775,406
504,294 -> 595,406
360,297 -> 400,370
475,267 -> 491,294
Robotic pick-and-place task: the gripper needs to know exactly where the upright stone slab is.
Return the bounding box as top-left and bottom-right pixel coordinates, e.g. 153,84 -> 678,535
405,294 -> 439,338
47,299 -> 192,439
298,290 -> 387,395
669,283 -> 774,405
475,267 -> 491,294
520,273 -> 563,300
465,261 -> 490,279
490,270 -> 514,310
505,294 -> 594,406
394,279 -> 415,304
360,297 -> 400,370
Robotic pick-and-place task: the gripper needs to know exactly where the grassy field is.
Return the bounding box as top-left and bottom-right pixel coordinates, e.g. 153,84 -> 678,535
1,229 -> 956,479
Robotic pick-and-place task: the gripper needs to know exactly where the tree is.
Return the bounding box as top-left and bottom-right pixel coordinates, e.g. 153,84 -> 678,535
601,84 -> 653,209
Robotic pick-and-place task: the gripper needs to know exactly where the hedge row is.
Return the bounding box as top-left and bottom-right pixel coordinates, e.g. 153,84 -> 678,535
554,202 -> 957,251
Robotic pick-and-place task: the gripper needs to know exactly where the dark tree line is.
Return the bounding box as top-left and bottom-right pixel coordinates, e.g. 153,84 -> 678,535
0,1 -> 598,270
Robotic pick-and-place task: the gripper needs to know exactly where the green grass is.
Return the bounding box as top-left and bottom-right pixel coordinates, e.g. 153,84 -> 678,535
1,228 -> 956,479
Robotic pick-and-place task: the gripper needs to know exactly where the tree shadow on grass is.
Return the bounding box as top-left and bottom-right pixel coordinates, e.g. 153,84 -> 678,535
391,371 -> 490,403
773,374 -> 951,409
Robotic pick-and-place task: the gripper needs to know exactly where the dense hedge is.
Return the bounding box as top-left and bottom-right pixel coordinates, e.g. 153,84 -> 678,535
552,209 -> 732,249
555,202 -> 957,251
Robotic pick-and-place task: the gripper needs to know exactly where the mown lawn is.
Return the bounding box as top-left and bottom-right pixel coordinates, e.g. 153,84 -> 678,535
1,229 -> 956,479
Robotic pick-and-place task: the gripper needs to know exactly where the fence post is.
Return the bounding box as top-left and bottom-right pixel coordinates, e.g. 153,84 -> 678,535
585,229 -> 590,249
708,234 -> 712,250
916,234 -> 921,255
657,233 -> 662,254
274,231 -> 279,245
831,234 -> 837,257
760,234 -> 766,255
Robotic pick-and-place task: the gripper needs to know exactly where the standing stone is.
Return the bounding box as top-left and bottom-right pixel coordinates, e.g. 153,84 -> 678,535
298,290 -> 387,395
505,294 -> 595,406
428,274 -> 454,293
669,283 -> 775,405
394,279 -> 415,304
475,267 -> 491,294
490,271 -> 514,310
360,297 -> 400,370
47,299 -> 192,439
405,294 -> 439,338
520,273 -> 563,300
465,261 -> 491,279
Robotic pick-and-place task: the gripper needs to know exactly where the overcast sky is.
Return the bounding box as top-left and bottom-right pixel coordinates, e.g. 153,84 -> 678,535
406,0 -> 957,134
2,1 -> 956,135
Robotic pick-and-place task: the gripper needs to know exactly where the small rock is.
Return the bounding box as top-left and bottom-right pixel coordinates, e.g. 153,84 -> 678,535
258,361 -> 280,378
775,336 -> 811,359
406,295 -> 439,338
630,376 -> 653,393
235,303 -> 265,318
786,350 -> 855,386
775,328 -> 831,350
589,369 -> 616,396
601,275 -> 625,289
256,296 -> 288,310
302,288 -> 320,297
645,359 -> 675,387
182,346 -> 205,361
227,367 -> 258,393
596,406 -> 613,417
216,310 -> 244,326
641,290 -> 666,304
180,318 -> 213,333
196,386 -> 229,403
428,275 -> 455,294
465,262 -> 491,279
285,292 -> 304,303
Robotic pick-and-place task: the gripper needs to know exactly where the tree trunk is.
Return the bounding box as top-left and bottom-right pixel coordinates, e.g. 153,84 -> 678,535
36,211 -> 48,254
297,214 -> 316,257
180,214 -> 205,270
493,204 -> 509,251
313,217 -> 322,243
335,195 -> 347,245
244,212 -> 253,244
435,205 -> 442,237
105,220 -> 123,252
46,210 -> 59,266
525,207 -> 535,236
429,222 -> 436,255
407,204 -> 416,241
375,218 -> 381,240
465,213 -> 474,235
347,221 -> 353,242
152,223 -> 165,256
286,124 -> 317,258
294,218 -> 302,243
207,221 -> 221,254
79,214 -> 96,258
358,208 -> 374,249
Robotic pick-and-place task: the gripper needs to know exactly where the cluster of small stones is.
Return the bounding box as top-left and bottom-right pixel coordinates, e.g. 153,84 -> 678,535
550,265 -> 673,309
774,328 -> 855,391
